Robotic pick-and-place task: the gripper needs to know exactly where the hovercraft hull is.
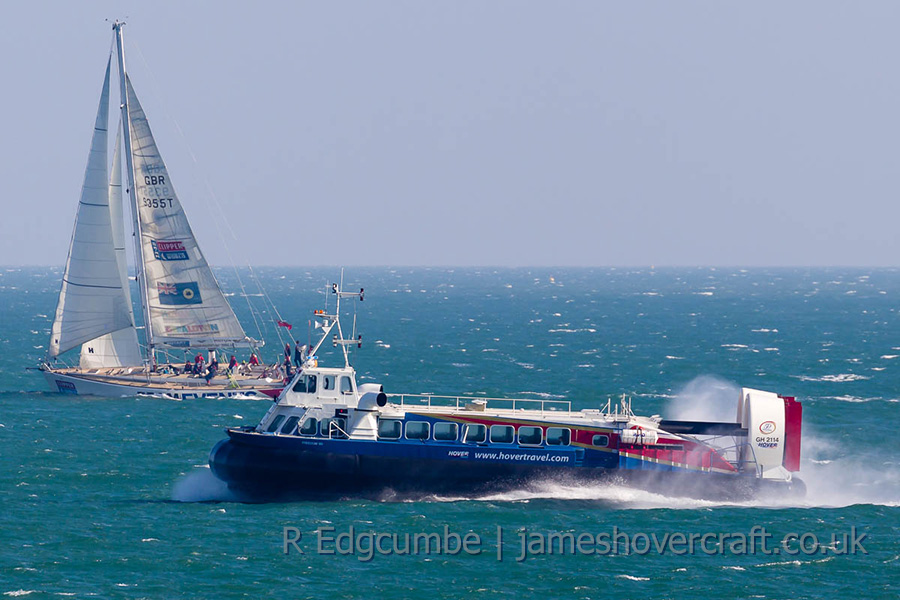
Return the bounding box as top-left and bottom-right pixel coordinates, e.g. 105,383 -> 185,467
209,429 -> 798,501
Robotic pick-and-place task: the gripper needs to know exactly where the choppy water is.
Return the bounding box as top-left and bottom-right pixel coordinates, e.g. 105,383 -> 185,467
1,267 -> 898,598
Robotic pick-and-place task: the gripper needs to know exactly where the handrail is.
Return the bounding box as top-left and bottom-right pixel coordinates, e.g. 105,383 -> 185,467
712,441 -> 762,477
385,393 -> 572,415
327,420 -> 349,439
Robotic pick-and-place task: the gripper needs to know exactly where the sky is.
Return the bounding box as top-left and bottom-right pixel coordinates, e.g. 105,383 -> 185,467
2,1 -> 899,267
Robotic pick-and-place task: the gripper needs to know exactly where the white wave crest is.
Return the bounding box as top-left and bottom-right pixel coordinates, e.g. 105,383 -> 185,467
793,374 -> 870,382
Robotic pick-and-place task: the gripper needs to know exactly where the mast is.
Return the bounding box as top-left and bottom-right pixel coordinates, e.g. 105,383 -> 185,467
113,21 -> 154,365
309,273 -> 364,368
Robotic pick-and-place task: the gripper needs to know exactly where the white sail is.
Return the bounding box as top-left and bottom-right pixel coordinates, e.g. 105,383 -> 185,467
124,75 -> 251,349
50,59 -> 136,358
79,120 -> 143,368
79,327 -> 143,368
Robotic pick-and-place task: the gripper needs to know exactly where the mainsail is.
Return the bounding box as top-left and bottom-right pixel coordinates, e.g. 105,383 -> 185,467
124,76 -> 252,349
79,121 -> 143,368
49,60 -> 137,358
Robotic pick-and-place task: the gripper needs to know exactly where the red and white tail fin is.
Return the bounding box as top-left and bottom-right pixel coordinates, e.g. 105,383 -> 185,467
738,388 -> 802,479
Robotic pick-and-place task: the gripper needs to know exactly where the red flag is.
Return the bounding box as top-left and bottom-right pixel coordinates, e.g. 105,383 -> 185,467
277,320 -> 292,330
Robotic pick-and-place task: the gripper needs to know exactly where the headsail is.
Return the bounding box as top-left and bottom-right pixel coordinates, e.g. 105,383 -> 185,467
124,76 -> 252,349
79,120 -> 143,368
49,59 -> 136,358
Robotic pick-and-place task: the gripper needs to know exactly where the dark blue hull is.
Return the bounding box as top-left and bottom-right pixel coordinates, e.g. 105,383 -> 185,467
209,430 -> 797,501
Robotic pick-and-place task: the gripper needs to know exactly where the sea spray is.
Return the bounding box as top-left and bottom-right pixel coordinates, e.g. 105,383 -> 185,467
787,429 -> 900,508
171,467 -> 238,503
666,375 -> 741,422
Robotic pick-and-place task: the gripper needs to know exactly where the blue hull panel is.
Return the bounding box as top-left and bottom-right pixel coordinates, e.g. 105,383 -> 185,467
207,430 -> 789,500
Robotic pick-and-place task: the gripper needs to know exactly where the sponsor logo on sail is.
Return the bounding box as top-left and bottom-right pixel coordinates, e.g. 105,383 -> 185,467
157,282 -> 203,305
163,323 -> 221,335
151,240 -> 189,261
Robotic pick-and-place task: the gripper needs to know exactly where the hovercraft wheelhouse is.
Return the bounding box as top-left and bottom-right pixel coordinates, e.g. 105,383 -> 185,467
209,280 -> 804,500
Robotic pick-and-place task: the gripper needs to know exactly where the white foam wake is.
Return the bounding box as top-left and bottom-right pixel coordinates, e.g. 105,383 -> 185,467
170,466 -> 239,502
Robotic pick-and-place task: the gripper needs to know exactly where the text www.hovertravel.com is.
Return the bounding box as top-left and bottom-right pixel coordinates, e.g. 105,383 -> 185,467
472,451 -> 570,463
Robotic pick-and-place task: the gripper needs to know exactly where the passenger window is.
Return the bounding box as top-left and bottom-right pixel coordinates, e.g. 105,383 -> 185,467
463,423 -> 486,443
266,415 -> 286,433
299,417 -> 318,436
490,425 -> 515,444
546,427 -> 571,446
432,422 -> 458,441
281,416 -> 300,435
592,434 -> 609,448
340,376 -> 353,394
405,421 -> 430,440
378,419 -> 402,440
518,426 -> 543,446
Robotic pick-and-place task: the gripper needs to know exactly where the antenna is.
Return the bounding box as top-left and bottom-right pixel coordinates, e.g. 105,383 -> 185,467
308,273 -> 364,367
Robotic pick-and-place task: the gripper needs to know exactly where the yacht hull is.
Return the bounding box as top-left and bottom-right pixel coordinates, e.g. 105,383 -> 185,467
42,368 -> 282,400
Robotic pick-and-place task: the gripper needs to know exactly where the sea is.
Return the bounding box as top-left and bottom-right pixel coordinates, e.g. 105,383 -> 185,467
1,266 -> 898,599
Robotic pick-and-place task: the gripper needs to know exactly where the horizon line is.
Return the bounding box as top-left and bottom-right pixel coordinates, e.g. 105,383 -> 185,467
2,264 -> 899,270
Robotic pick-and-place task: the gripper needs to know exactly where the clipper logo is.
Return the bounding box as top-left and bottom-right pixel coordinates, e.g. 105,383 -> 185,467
157,282 -> 202,305
151,240 -> 189,261
759,421 -> 777,434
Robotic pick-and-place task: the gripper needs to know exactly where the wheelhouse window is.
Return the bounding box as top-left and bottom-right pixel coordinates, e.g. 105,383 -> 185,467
517,426 -> 543,446
546,427 -> 571,446
266,414 -> 286,433
323,376 -> 334,391
463,423 -> 486,443
280,415 -> 300,435
405,421 -> 430,440
490,425 -> 515,444
298,417 -> 318,436
292,375 -> 317,394
340,376 -> 353,394
377,419 -> 402,440
592,434 -> 609,448
432,422 -> 458,441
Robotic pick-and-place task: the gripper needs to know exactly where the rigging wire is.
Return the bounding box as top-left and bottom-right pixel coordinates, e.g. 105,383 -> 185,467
130,38 -> 281,358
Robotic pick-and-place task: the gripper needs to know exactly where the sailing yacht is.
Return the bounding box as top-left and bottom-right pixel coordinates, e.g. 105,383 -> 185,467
40,22 -> 284,399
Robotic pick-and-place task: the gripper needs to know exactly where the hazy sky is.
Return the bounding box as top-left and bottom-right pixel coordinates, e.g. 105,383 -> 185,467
2,2 -> 899,267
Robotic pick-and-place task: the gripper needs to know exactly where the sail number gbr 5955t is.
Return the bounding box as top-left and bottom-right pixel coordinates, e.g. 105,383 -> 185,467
140,175 -> 173,210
